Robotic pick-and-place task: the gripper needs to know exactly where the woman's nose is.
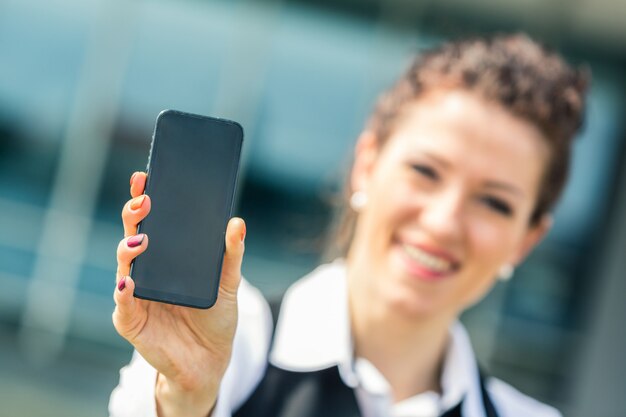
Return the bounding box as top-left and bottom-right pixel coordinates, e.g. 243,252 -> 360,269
418,189 -> 464,243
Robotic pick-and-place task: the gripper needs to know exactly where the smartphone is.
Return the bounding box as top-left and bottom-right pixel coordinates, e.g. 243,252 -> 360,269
130,109 -> 243,309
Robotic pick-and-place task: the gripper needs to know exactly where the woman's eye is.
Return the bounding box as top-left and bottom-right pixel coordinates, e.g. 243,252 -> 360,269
481,196 -> 513,216
411,164 -> 439,180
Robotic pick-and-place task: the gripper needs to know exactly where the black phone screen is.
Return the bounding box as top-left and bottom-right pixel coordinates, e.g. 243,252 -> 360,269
131,110 -> 243,308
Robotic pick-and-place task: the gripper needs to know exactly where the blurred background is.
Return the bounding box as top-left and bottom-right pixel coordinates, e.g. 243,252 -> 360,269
0,0 -> 625,415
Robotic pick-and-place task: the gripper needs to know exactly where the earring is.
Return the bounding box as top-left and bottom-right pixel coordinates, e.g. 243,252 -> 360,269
350,191 -> 368,211
498,264 -> 514,281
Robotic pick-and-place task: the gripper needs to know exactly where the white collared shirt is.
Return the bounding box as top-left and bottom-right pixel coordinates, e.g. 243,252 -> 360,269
109,261 -> 561,417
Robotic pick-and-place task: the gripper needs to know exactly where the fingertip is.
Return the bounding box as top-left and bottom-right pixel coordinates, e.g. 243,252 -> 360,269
113,276 -> 142,340
134,194 -> 152,216
130,172 -> 148,198
126,233 -> 149,249
227,217 -> 246,244
221,219 -> 245,294
117,276 -> 127,292
130,172 -> 139,187
115,275 -> 136,305
228,216 -> 245,228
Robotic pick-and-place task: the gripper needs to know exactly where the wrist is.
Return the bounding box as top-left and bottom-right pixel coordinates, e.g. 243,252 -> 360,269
155,373 -> 219,417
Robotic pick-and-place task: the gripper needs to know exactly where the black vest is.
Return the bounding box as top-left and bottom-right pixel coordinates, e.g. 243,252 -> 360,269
233,300 -> 500,417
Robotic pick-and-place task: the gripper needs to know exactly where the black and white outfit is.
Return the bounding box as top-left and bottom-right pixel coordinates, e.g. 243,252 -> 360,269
109,260 -> 561,417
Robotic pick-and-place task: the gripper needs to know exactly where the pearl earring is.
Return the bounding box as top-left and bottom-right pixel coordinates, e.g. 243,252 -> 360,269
498,264 -> 514,281
350,191 -> 368,211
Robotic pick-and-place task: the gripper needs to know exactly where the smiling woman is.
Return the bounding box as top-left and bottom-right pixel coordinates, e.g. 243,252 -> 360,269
109,33 -> 588,417
347,90 -> 551,320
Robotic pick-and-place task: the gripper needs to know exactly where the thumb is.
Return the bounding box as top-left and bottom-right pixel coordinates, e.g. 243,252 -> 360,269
220,217 -> 246,298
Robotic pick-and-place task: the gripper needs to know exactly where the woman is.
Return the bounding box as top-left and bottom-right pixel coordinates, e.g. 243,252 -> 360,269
109,34 -> 588,417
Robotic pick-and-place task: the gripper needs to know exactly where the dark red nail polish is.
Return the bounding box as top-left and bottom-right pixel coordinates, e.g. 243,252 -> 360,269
127,234 -> 145,248
118,277 -> 126,291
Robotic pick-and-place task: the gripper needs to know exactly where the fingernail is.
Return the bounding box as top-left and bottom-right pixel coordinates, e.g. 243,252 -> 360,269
118,277 -> 126,292
130,195 -> 146,210
130,172 -> 138,187
127,234 -> 145,248
240,222 -> 246,242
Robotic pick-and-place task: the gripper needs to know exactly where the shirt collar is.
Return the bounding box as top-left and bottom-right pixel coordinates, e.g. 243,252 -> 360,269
270,259 -> 352,372
270,259 -> 486,417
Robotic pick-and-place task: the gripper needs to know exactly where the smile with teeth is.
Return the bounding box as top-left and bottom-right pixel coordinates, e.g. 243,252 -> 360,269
402,244 -> 455,274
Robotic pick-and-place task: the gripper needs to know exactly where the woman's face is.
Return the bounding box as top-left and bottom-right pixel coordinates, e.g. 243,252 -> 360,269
349,90 -> 552,319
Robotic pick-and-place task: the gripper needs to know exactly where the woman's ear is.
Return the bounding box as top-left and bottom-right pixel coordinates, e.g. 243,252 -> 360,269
350,131 -> 380,194
511,214 -> 554,266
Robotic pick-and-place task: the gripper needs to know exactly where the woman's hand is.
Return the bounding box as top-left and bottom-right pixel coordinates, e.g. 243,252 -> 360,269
113,172 -> 246,417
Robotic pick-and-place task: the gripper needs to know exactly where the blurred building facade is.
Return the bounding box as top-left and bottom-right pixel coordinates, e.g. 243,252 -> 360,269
0,0 -> 624,416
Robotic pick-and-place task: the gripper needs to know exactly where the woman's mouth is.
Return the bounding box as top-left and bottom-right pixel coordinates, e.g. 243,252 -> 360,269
399,243 -> 460,280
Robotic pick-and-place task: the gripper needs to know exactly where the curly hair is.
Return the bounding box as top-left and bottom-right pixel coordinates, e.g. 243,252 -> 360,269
333,33 -> 589,256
